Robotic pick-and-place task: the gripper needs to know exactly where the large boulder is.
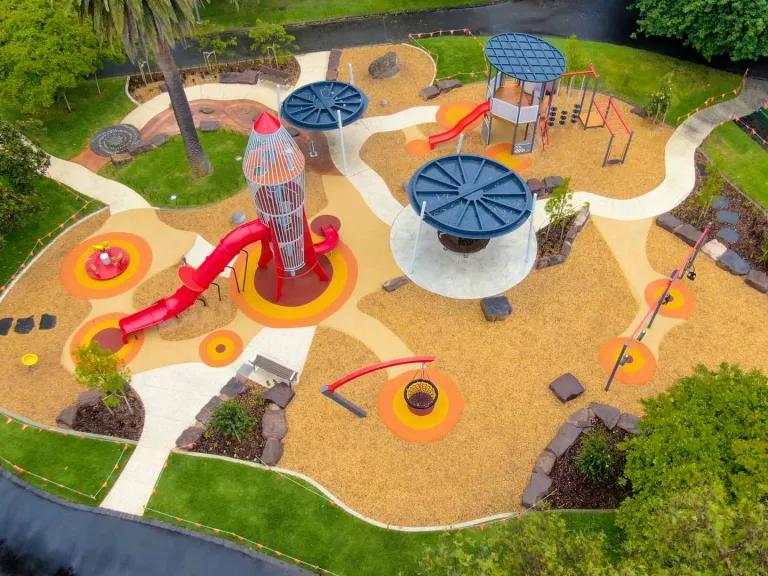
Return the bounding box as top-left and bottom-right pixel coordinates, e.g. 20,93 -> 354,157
420,86 -> 440,101
617,413 -> 640,435
261,438 -> 284,465
745,269 -> 768,293
567,408 -> 593,428
220,377 -> 248,399
260,382 -> 296,409
549,373 -> 584,403
262,405 -> 287,439
673,223 -> 704,247
195,396 -> 224,425
590,402 -> 621,429
533,450 -> 557,475
368,52 -> 400,79
717,250 -> 750,276
543,176 -> 564,193
56,405 -> 78,429
655,212 -> 683,234
481,296 -> 512,322
176,423 -> 204,448
526,178 -> 545,196
521,472 -> 553,508
437,79 -> 462,93
546,423 -> 582,457
78,389 -> 103,406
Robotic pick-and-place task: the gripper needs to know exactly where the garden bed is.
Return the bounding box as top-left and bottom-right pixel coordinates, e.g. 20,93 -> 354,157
72,387 -> 145,442
537,214 -> 577,258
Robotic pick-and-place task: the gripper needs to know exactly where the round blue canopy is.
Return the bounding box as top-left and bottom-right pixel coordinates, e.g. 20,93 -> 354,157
409,154 -> 533,239
281,81 -> 368,131
485,33 -> 566,84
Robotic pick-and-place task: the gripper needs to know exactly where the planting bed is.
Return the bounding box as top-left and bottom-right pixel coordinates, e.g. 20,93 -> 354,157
537,214 -> 577,258
72,387 -> 145,442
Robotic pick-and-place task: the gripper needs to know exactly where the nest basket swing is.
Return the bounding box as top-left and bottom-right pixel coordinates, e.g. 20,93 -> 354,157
404,364 -> 438,416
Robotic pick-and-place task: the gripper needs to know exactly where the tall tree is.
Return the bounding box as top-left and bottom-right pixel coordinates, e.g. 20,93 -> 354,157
0,0 -> 106,114
71,0 -> 224,177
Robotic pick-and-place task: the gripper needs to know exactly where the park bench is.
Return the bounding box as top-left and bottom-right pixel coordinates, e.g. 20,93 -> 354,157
251,354 -> 298,386
256,65 -> 293,86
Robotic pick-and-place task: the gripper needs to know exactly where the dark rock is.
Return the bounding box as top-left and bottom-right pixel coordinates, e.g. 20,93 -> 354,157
717,249 -> 750,276
716,228 -> 739,243
232,210 -> 247,225
261,438 -> 284,465
521,472 -> 553,508
220,70 -> 259,85
56,406 -> 78,429
745,269 -> 768,293
0,318 -> 12,336
567,408 -> 593,428
533,450 -> 557,475
78,389 -> 103,406
235,362 -> 254,383
526,178 -> 545,196
437,79 -> 462,93
546,423 -> 583,457
560,240 -> 573,258
673,223 -> 704,247
39,314 -> 57,331
262,408 -> 287,440
220,377 -> 249,399
549,373 -> 584,403
14,316 -> 34,335
420,86 -> 440,101
200,120 -> 220,132
617,413 -> 640,435
326,49 -> 342,81
383,276 -> 411,292
195,396 -> 224,425
111,152 -> 132,166
716,211 -> 739,225
260,382 -> 296,409
712,195 -> 730,209
368,51 -> 400,79
149,133 -> 171,148
199,107 -> 214,114
590,402 -> 621,429
656,212 -> 683,233
630,106 -> 647,118
536,255 -> 566,269
543,175 -> 564,192
481,296 -> 512,322
127,141 -> 153,156
176,424 -> 204,448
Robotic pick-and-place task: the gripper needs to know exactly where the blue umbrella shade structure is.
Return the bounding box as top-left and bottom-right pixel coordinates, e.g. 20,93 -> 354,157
409,154 -> 533,239
485,33 -> 566,84
281,81 -> 369,131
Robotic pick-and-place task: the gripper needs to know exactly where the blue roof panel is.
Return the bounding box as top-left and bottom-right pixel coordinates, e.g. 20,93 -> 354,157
485,33 -> 566,83
281,81 -> 368,131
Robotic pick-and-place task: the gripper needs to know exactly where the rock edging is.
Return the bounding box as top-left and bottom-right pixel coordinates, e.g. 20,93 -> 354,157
535,206 -> 590,270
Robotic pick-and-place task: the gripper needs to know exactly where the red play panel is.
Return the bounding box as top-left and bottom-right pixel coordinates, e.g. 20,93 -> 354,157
85,247 -> 130,280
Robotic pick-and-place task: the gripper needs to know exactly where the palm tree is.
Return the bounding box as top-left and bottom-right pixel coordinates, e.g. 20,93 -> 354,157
71,0 -> 216,177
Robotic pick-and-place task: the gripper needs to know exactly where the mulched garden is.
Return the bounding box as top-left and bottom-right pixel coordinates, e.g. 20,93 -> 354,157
548,421 -> 633,510
537,213 -> 577,258
72,387 -> 144,441
192,387 -> 267,461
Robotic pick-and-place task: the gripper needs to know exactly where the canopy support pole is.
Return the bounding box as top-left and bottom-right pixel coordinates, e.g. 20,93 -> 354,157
337,110 -> 347,176
409,201 -> 427,275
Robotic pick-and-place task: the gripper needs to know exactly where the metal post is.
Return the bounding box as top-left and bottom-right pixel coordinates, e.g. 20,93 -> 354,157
603,134 -> 614,167
621,131 -> 635,164
584,74 -> 600,129
348,64 -> 354,86
511,80 -> 526,154
456,133 -> 465,153
686,227 -> 709,272
605,341 -> 629,392
605,96 -> 612,121
337,110 -> 347,176
409,201 -> 427,275
321,387 -> 367,417
530,82 -> 546,151
525,193 -> 538,264
194,0 -> 202,24
647,270 -> 677,329
276,85 -> 282,121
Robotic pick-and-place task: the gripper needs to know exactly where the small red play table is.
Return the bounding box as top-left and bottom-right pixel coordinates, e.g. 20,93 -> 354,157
85,247 -> 130,280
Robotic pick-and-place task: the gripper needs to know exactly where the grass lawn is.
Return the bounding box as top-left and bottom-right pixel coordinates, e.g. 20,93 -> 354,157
0,415 -> 134,506
415,36 -> 741,124
702,122 -> 768,208
197,0 -> 491,32
100,130 -> 249,208
0,178 -> 103,282
146,453 -> 621,575
0,77 -> 136,160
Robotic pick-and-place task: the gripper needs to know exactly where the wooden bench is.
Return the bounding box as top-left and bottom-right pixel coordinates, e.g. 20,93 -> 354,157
251,355 -> 298,386
256,65 -> 292,86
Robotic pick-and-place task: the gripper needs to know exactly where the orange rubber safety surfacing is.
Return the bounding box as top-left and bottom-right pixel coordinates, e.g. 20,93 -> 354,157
598,338 -> 657,386
199,330 -> 244,367
643,279 -> 696,320
61,233 -> 153,300
436,101 -> 485,131
377,368 -> 464,443
70,312 -> 144,366
405,139 -> 431,157
483,143 -> 533,172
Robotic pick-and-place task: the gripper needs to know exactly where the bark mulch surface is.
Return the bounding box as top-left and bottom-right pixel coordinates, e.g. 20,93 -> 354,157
672,150 -> 768,273
192,387 -> 267,461
72,387 -> 145,442
536,214 -> 578,258
549,421 -> 632,510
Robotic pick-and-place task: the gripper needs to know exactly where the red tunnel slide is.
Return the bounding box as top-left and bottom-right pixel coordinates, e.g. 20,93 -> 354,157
428,100 -> 491,149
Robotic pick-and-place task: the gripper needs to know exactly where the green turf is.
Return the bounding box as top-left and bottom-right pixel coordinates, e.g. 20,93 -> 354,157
196,0 -> 492,32
146,453 -> 620,575
415,36 -> 741,124
0,415 -> 134,506
99,129 -> 249,208
0,177 -> 103,283
0,77 -> 136,160
702,122 -> 768,208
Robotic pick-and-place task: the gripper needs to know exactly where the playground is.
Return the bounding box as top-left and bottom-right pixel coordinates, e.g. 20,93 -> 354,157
2,34 -> 768,538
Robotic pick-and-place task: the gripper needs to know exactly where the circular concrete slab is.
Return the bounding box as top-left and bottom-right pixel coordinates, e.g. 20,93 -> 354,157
90,124 -> 141,157
390,207 -> 536,299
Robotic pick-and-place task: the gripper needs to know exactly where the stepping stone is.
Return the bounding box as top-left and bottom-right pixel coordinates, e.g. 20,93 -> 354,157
673,223 -> 704,247
437,79 -> 462,93
717,228 -> 739,243
262,406 -> 287,440
56,405 -> 78,429
533,450 -> 557,475
39,314 -> 57,331
702,239 -> 727,260
744,270 -> 768,293
195,396 -> 224,424
111,152 -> 132,166
712,195 -> 730,209
567,408 -> 593,428
176,424 -> 204,448
656,212 -> 683,233
200,120 -> 220,132
481,296 -> 512,322
522,472 -> 552,508
716,211 -> 739,225
220,377 -> 249,399
261,438 -> 284,465
0,318 -> 12,336
717,249 -> 750,276
127,141 -> 153,156
260,382 -> 296,409
549,373 -> 584,403
14,316 -> 35,335
199,107 -> 214,114
546,423 -> 582,457
232,210 -> 247,225
419,86 -> 440,101
695,162 -> 708,176
590,402 -> 621,429
383,276 -> 410,293
149,133 -> 171,148
617,413 -> 640,435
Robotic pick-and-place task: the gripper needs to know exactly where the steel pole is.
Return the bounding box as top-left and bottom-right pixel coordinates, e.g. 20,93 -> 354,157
525,193 -> 538,264
605,342 -> 629,392
409,201 -> 427,275
194,0 -> 202,24
276,85 -> 281,121
647,270 -> 678,329
348,64 -> 354,86
456,133 -> 465,153
337,110 -> 347,176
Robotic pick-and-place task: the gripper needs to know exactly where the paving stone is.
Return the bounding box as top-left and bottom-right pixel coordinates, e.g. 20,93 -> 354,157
716,211 -> 739,225
261,438 -> 284,465
567,408 -> 593,428
368,51 -> 400,79
436,79 -> 462,93
127,141 -> 153,156
78,389 -> 103,406
110,152 -> 132,166
176,423 -> 204,448
543,175 -> 564,192
549,373 -> 584,403
712,195 -> 730,209
195,396 -> 224,424
655,212 -> 683,233
590,402 -> 621,429
673,223 -> 704,247
220,377 -> 249,399
0,317 -> 13,336
716,228 -> 739,243
260,382 -> 296,409
526,178 -> 545,196
481,296 -> 512,322
536,254 -> 566,269
560,240 -> 573,258
702,239 -> 727,260
232,210 -> 247,225
56,405 -> 78,429
745,269 -> 768,293
149,133 -> 171,148
420,86 -> 440,101
521,472 -> 552,508
546,423 -> 583,457
200,120 -> 220,132
39,314 -> 57,331
383,276 -> 411,292
533,450 -> 557,475
14,316 -> 34,335
717,249 -> 750,276
695,161 -> 708,177
235,362 -> 254,383
262,408 -> 287,439
199,107 -> 214,114
617,413 -> 640,435
326,49 -> 342,81
572,207 -> 590,229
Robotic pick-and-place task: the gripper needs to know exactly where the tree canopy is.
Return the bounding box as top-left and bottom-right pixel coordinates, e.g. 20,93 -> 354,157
630,0 -> 768,61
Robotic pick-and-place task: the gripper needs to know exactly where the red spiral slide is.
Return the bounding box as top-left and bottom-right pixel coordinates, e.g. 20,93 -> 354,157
428,100 -> 491,149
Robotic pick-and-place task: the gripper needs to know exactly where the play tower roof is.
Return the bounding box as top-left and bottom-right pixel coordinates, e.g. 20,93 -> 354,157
485,33 -> 566,83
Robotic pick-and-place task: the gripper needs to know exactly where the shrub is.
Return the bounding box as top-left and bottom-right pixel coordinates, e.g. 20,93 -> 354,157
576,431 -> 615,482
544,177 -> 578,242
209,401 -> 254,440
197,33 -> 238,59
695,164 -> 724,225
73,342 -> 132,414
248,21 -> 298,63
645,73 -> 673,122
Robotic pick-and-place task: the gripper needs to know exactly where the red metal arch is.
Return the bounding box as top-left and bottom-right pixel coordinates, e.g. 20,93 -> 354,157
325,356 -> 435,393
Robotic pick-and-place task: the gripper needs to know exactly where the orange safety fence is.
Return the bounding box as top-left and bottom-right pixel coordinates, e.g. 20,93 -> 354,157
728,112 -> 768,147
1,414 -> 132,500
675,69 -> 751,125
408,28 -> 490,83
